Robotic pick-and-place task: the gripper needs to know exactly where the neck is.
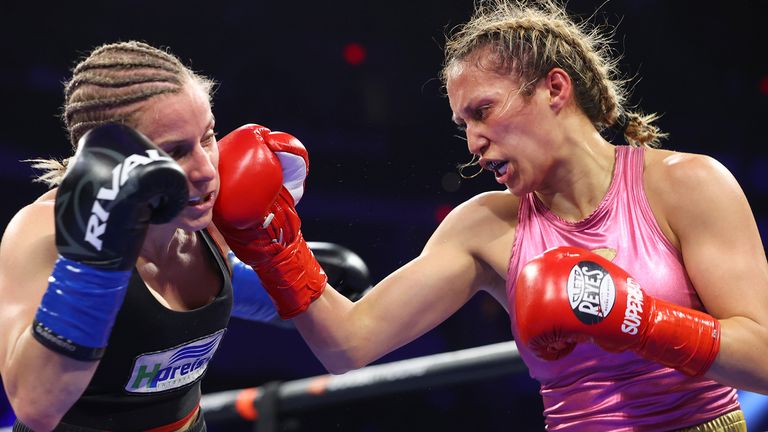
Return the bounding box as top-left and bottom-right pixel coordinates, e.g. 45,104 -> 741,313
140,224 -> 192,264
535,126 -> 617,222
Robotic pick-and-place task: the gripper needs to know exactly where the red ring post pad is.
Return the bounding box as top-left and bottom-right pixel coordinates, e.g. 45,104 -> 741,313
32,256 -> 130,361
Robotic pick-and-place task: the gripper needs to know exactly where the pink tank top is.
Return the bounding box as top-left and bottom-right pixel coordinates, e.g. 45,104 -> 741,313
507,145 -> 739,431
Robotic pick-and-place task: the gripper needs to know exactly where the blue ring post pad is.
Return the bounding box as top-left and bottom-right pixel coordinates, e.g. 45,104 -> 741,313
32,256 -> 130,361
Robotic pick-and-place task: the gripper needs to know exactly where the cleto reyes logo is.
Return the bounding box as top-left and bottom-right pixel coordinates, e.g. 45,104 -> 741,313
84,149 -> 171,251
566,260 -> 645,335
567,261 -> 616,325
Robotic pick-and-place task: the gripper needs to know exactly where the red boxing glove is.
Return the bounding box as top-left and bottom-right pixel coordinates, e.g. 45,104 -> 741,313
213,124 -> 327,319
515,246 -> 720,377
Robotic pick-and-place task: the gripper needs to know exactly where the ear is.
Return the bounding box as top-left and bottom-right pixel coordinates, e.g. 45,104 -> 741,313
545,68 -> 572,112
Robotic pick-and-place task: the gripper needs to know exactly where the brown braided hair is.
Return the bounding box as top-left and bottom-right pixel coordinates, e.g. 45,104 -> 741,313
30,40 -> 215,186
442,0 -> 666,156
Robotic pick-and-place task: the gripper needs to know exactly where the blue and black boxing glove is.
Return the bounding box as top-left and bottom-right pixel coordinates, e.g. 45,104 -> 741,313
32,124 -> 189,361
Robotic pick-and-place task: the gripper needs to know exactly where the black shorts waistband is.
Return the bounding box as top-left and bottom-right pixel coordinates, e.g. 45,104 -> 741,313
13,409 -> 206,432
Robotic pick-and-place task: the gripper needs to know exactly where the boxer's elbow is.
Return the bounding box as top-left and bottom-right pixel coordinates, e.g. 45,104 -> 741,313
10,389 -> 67,431
5,369 -> 80,431
316,333 -> 382,375
319,348 -> 371,375
300,331 -> 373,374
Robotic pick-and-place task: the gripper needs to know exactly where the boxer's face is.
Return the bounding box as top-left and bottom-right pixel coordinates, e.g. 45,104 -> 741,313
133,81 -> 219,232
445,51 -> 562,196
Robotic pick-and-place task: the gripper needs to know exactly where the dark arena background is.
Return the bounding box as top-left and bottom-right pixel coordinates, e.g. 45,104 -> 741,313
2,1 -> 768,431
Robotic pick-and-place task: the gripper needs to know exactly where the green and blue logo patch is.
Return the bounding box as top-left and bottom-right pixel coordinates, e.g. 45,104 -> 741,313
125,329 -> 225,393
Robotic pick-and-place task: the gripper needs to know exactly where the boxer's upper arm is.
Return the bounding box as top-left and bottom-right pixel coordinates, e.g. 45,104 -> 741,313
0,201 -> 58,373
659,154 -> 768,322
654,153 -> 768,389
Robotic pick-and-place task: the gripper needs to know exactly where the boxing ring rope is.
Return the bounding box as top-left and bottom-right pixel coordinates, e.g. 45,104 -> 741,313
201,340 -> 525,429
2,340 -> 767,430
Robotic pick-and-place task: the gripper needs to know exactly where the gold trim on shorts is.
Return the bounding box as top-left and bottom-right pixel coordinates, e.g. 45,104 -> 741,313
674,410 -> 746,432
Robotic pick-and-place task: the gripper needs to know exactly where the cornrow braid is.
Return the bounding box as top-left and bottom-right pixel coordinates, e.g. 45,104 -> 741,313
442,0 -> 665,148
29,40 -> 215,187
63,41 -> 188,146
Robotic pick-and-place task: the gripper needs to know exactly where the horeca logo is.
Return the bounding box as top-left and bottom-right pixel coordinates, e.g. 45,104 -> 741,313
125,329 -> 225,394
566,260 -> 616,325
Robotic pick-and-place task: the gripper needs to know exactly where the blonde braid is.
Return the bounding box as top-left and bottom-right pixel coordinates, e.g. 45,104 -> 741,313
621,112 -> 668,147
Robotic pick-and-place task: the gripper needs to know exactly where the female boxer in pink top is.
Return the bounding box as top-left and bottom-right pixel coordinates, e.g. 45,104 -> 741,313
212,1 -> 768,430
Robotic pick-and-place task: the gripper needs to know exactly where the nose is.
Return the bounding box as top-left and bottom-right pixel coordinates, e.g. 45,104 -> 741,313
185,144 -> 217,185
465,124 -> 489,156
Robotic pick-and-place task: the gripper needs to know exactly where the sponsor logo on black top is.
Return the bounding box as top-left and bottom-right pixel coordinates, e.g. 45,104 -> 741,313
125,329 -> 225,394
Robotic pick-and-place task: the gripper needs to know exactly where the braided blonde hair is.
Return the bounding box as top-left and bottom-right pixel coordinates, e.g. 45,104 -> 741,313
31,40 -> 215,186
442,0 -> 666,150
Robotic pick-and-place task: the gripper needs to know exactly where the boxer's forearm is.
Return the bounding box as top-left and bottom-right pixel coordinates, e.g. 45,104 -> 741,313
706,317 -> 768,394
4,330 -> 99,431
292,287 -> 363,374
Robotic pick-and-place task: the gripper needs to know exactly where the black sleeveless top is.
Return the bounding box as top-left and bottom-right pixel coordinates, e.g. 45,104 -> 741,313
59,229 -> 233,430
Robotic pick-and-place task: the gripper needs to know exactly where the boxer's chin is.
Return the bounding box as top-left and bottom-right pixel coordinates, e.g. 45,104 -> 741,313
176,208 -> 213,232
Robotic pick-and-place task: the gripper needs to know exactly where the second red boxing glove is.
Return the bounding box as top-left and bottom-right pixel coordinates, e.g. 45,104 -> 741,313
212,124 -> 283,230
213,124 -> 327,319
515,246 -> 720,377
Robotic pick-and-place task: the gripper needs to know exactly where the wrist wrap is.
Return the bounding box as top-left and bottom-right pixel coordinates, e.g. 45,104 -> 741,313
32,256 -> 130,361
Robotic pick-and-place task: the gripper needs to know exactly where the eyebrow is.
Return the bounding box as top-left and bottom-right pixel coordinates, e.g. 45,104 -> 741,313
157,139 -> 189,152
157,117 -> 216,149
452,100 -> 480,125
